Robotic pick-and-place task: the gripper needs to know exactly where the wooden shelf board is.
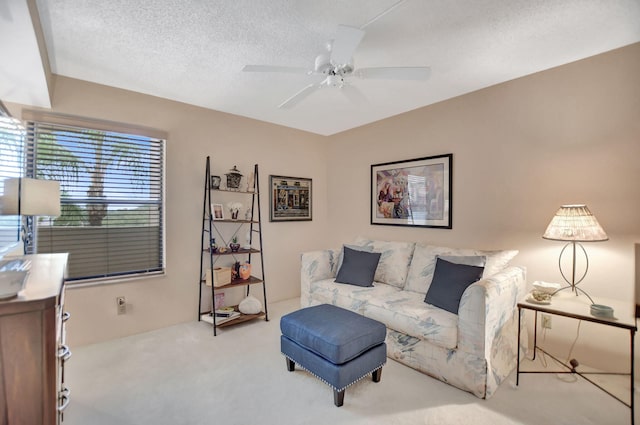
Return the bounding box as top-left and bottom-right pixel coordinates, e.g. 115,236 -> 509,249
207,218 -> 259,224
203,248 -> 260,255
210,188 -> 258,195
201,276 -> 263,289
200,311 -> 265,328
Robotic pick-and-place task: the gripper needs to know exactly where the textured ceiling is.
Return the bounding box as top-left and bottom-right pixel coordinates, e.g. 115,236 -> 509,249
5,0 -> 640,135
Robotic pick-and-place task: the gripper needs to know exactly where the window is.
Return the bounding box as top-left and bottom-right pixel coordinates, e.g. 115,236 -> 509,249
0,113 -> 24,255
25,116 -> 165,282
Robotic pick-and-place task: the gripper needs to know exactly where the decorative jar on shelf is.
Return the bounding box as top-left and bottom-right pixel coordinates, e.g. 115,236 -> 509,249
210,238 -> 218,253
225,166 -> 242,190
239,294 -> 262,315
229,238 -> 240,252
239,262 -> 251,280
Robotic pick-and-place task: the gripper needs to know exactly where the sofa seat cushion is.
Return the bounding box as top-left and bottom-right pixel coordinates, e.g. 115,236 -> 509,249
309,278 -> 401,312
363,290 -> 459,350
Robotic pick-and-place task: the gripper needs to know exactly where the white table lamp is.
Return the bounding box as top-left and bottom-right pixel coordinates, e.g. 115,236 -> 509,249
542,204 -> 608,304
1,178 -> 61,253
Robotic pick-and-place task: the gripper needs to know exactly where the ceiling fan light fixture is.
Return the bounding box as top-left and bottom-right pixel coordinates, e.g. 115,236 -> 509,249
314,53 -> 331,73
326,74 -> 344,88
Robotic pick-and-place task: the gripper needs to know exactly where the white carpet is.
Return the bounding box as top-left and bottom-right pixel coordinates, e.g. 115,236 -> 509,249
64,298 -> 635,425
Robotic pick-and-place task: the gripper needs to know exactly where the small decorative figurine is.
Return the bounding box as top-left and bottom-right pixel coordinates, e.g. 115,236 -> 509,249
246,171 -> 255,192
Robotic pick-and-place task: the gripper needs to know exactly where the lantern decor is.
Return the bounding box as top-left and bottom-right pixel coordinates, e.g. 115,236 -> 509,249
225,166 -> 243,190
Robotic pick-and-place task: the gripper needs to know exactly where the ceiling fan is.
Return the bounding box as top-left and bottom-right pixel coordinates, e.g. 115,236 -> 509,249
242,4 -> 430,108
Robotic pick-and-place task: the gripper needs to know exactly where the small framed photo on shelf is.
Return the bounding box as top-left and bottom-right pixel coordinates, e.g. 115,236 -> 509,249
212,203 -> 224,220
214,293 -> 225,310
269,175 -> 312,222
371,153 -> 452,229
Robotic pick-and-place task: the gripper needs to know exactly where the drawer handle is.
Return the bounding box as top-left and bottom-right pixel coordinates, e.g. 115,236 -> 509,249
58,344 -> 72,361
58,387 -> 71,412
62,311 -> 71,322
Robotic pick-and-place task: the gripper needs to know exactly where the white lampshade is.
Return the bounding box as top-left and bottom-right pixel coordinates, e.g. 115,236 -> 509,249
1,178 -> 61,216
542,204 -> 608,242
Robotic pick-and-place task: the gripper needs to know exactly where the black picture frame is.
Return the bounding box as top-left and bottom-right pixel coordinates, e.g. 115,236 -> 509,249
371,154 -> 452,228
269,175 -> 312,222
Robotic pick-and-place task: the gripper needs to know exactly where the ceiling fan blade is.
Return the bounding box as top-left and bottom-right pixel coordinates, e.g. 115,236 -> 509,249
243,65 -> 311,74
278,83 -> 320,109
341,83 -> 368,105
356,67 -> 431,80
330,25 -> 365,65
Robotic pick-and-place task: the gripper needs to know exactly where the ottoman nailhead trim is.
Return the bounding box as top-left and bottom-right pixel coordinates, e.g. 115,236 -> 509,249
281,352 -> 386,393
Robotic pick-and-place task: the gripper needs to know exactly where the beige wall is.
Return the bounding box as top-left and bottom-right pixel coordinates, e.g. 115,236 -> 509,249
10,75 -> 330,346
7,43 -> 639,371
327,43 -> 640,369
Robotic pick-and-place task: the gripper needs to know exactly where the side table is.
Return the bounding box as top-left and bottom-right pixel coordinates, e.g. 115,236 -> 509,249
517,293 -> 636,425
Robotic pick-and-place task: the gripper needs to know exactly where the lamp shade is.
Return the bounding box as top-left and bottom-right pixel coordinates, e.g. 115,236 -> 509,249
1,178 -> 61,216
542,204 -> 608,242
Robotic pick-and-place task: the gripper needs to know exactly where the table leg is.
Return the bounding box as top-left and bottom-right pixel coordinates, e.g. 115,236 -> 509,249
631,329 -> 635,425
517,307 -> 522,386
532,310 -> 538,361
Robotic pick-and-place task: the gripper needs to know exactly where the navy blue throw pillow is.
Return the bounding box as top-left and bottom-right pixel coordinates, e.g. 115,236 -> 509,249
335,246 -> 381,287
424,258 -> 484,314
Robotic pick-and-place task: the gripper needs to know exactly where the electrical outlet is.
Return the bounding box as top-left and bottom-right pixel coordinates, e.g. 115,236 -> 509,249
541,314 -> 552,329
116,296 -> 126,315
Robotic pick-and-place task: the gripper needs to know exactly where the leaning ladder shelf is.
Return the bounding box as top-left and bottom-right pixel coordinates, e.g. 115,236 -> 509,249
197,157 -> 268,336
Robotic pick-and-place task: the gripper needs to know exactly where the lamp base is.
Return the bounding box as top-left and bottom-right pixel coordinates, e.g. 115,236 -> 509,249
552,284 -> 595,305
553,241 -> 594,304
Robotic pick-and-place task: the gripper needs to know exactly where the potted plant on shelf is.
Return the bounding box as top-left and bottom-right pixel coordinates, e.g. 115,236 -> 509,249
227,202 -> 243,220
229,236 -> 241,252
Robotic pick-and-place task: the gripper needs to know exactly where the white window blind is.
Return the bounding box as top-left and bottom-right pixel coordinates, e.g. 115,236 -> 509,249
0,115 -> 24,252
25,120 -> 165,282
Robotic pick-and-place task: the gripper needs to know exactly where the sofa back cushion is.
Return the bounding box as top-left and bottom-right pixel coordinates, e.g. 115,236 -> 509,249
423,258 -> 485,314
405,244 -> 518,294
335,246 -> 381,287
352,237 -> 415,288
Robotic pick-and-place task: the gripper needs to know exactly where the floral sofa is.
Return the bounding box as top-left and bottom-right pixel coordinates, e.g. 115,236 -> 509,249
300,237 -> 527,399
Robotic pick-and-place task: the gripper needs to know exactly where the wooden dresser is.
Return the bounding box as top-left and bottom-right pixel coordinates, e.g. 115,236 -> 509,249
0,253 -> 69,425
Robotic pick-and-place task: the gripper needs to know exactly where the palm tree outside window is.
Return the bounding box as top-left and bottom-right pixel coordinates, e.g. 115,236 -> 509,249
25,120 -> 165,282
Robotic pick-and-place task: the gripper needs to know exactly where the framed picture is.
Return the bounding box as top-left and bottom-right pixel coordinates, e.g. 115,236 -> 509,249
371,153 -> 452,228
269,175 -> 312,222
214,293 -> 225,310
212,203 -> 224,220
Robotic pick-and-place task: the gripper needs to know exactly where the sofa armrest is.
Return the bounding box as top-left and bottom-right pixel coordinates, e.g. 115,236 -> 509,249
457,266 -> 527,356
300,248 -> 340,306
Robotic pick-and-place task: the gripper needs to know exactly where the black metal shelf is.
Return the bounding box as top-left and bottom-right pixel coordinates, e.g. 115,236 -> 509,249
197,157 -> 268,336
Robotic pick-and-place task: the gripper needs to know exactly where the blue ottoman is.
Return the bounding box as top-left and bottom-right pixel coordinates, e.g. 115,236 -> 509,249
280,304 -> 387,407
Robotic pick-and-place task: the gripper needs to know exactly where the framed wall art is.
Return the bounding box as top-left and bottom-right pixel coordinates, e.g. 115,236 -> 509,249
269,175 -> 312,222
371,154 -> 452,228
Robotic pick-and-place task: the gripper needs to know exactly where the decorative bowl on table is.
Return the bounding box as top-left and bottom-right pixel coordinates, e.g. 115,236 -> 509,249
527,290 -> 552,304
532,281 -> 561,294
